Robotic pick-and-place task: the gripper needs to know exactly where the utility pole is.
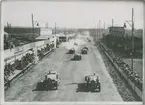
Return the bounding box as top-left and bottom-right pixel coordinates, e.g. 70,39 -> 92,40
7,22 -> 12,49
112,18 -> 114,35
103,22 -> 105,42
31,14 -> 34,41
54,22 -> 57,48
112,19 -> 114,27
97,22 -> 98,39
95,21 -> 97,42
124,8 -> 134,73
99,20 -> 101,39
31,13 -> 38,64
104,22 -> 105,30
55,22 -> 56,35
131,8 -> 134,72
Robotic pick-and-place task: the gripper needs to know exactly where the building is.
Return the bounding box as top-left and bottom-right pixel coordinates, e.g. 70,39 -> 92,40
36,27 -> 53,41
56,33 -> 67,42
108,26 -> 125,37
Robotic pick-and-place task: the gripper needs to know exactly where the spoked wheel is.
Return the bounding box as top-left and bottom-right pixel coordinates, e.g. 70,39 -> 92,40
55,86 -> 58,90
54,82 -> 58,90
98,84 -> 101,92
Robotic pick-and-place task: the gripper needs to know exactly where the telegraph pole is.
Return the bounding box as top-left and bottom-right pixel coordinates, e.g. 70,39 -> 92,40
31,14 -> 34,41
99,20 -> 101,39
112,19 -> 114,27
131,8 -> 134,72
104,22 -> 105,30
31,13 -> 38,64
54,22 -> 57,48
55,22 -> 56,35
97,21 -> 100,39
95,21 -> 98,42
103,22 -> 105,42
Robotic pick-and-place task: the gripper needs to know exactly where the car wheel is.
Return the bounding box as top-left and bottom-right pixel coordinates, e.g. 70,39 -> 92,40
98,84 -> 101,92
55,86 -> 58,90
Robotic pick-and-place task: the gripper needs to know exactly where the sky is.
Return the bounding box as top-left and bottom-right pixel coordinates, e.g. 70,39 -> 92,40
2,1 -> 144,29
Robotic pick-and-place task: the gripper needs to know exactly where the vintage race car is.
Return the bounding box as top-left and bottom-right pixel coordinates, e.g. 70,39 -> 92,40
81,48 -> 88,54
87,38 -> 91,42
83,46 -> 89,51
84,74 -> 101,92
88,39 -> 91,42
68,48 -> 75,54
38,71 -> 60,90
73,54 -> 82,60
74,42 -> 78,46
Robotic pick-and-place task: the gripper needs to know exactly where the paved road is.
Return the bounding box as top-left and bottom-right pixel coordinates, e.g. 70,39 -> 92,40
5,36 -> 123,102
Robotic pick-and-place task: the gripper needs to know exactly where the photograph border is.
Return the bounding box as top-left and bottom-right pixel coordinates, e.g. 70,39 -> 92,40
0,0 -> 144,105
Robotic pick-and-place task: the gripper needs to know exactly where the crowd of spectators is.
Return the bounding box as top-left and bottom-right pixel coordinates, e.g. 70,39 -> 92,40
4,52 -> 34,84
100,44 -> 142,90
37,43 -> 54,60
4,43 -> 55,87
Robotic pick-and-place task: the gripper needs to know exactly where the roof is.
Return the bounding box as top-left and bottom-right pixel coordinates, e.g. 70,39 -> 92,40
4,32 -> 8,35
36,35 -> 54,40
109,26 -> 125,32
109,26 -> 124,28
46,74 -> 57,80
56,33 -> 66,37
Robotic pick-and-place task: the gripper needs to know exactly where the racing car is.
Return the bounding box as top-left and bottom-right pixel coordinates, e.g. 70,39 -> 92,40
74,42 -> 78,46
72,53 -> 82,60
81,48 -> 88,54
84,73 -> 101,92
83,46 -> 89,51
37,71 -> 60,90
68,48 -> 75,54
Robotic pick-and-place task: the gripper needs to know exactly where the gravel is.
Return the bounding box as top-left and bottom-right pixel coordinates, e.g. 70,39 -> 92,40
97,45 -> 141,101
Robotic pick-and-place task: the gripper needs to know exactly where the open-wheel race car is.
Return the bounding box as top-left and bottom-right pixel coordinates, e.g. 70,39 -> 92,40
74,42 -> 78,46
81,48 -> 88,54
87,38 -> 91,42
83,46 -> 89,51
37,71 -> 60,90
72,53 -> 82,60
68,48 -> 75,54
84,73 -> 101,92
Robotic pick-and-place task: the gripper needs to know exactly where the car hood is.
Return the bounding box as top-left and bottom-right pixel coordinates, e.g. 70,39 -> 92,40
46,74 -> 57,80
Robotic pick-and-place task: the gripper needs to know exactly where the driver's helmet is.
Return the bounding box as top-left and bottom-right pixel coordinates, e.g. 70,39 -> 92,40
45,74 -> 47,80
48,71 -> 51,74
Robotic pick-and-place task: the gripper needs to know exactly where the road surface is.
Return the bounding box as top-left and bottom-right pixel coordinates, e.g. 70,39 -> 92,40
5,35 -> 123,102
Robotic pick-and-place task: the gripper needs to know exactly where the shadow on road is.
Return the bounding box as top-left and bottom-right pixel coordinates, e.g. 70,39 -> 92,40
65,82 -> 78,85
66,52 -> 74,54
32,82 -> 57,92
76,83 -> 100,93
70,58 -> 81,61
76,83 -> 91,92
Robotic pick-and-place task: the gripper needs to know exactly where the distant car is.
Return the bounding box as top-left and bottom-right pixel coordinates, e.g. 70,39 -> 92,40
81,48 -> 88,54
73,54 -> 82,60
84,74 -> 101,92
87,38 -> 91,42
68,48 -> 75,54
74,42 -> 78,46
38,71 -> 60,90
88,39 -> 91,42
83,46 -> 89,51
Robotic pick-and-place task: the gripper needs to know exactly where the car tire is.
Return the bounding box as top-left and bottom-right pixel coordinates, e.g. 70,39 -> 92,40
80,56 -> 82,60
55,86 -> 58,90
98,84 -> 101,92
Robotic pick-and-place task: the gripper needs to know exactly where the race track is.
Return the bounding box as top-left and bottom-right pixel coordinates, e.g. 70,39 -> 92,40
5,35 -> 123,102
